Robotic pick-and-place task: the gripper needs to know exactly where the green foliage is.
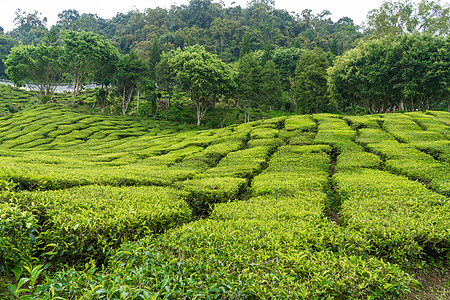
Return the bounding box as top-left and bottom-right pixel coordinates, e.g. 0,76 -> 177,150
5,43 -> 64,103
359,118 -> 450,196
283,114 -> 316,131
0,106 -> 448,298
174,177 -> 247,215
199,146 -> 273,179
168,45 -> 237,125
272,47 -> 303,91
313,114 -> 362,152
13,185 -> 192,262
335,168 -> 450,266
328,34 -> 450,114
413,140 -> 450,163
0,85 -> 35,116
294,48 -> 329,114
335,151 -> 382,171
61,30 -> 119,103
0,203 -> 38,276
344,115 -> 381,129
252,145 -> 330,196
0,35 -> 18,78
367,0 -> 450,36
33,218 -> 417,299
237,52 -> 262,121
259,60 -> 282,114
115,51 -> 148,115
8,10 -> 48,45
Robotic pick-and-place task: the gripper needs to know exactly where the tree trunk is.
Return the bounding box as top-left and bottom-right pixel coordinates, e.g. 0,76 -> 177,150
197,105 -> 202,125
137,89 -> 140,110
72,80 -> 78,104
122,87 -> 134,115
244,106 -> 247,123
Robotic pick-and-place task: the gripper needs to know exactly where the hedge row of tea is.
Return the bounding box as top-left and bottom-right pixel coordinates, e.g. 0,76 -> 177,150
0,85 -> 36,116
0,107 -> 449,298
314,114 -> 450,268
24,143 -> 417,298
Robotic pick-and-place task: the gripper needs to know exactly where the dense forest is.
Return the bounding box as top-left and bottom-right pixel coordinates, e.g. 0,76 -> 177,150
1,0 -> 449,124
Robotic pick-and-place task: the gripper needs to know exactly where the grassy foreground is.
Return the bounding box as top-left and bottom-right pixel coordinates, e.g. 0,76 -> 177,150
0,104 -> 449,299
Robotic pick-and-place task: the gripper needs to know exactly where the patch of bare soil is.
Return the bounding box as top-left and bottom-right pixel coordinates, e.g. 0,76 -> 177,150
408,268 -> 450,300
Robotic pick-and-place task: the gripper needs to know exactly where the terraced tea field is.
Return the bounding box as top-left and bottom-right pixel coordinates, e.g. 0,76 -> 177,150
1,105 -> 449,299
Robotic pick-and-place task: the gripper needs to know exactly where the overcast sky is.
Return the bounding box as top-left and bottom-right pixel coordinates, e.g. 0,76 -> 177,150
1,0 -> 388,32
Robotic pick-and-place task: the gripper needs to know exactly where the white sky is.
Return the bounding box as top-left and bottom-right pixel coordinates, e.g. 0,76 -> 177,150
1,0 -> 388,32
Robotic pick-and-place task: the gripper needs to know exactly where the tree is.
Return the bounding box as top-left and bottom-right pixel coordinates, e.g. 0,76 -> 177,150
9,9 -> 48,45
260,41 -> 273,65
367,0 -> 450,36
327,47 -> 363,115
237,52 -> 262,122
156,53 -> 177,101
115,51 -> 148,115
148,37 -> 161,81
184,0 -> 223,29
328,34 -> 450,113
293,48 -> 329,114
259,60 -> 282,118
61,30 -> 118,103
0,35 -> 18,78
5,43 -> 64,103
55,9 -> 81,32
92,43 -> 120,113
240,32 -> 251,58
396,33 -> 450,111
273,47 -> 303,109
169,45 -> 237,125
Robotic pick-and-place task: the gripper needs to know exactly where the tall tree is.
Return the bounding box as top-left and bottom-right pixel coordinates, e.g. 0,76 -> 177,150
293,48 -> 329,114
148,37 -> 161,81
61,30 -> 118,103
260,40 -> 273,65
115,51 -> 148,115
237,52 -> 262,122
367,0 -> 450,36
169,45 -> 237,125
156,53 -> 177,102
327,47 -> 363,115
273,47 -> 303,109
5,43 -> 64,102
259,60 -> 282,118
92,43 -> 120,113
240,32 -> 251,58
0,35 -> 18,78
328,34 -> 450,113
9,9 -> 48,45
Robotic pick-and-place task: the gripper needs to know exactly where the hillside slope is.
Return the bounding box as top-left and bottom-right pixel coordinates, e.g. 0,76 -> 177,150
1,107 -> 449,298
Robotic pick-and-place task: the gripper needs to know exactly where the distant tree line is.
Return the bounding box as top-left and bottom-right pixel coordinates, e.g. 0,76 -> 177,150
1,0 -> 450,123
328,33 -> 450,114
0,0 -> 365,78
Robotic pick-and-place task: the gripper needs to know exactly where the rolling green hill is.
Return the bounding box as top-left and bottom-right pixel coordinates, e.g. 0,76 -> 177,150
1,105 -> 449,299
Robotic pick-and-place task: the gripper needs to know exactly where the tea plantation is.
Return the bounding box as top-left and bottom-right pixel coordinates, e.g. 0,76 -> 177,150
0,103 -> 449,298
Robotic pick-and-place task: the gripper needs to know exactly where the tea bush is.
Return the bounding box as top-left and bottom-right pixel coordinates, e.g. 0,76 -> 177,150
12,185 -> 192,262
335,168 -> 450,265
174,176 -> 247,215
33,218 -> 417,299
0,203 -> 38,276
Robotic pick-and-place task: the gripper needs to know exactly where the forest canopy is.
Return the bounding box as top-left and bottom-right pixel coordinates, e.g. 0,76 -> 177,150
1,0 -> 450,123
